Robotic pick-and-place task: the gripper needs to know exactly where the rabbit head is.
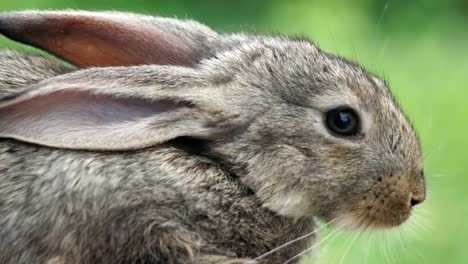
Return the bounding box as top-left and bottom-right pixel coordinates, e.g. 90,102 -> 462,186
0,11 -> 425,230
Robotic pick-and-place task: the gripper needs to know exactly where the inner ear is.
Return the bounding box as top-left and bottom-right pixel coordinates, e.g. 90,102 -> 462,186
4,90 -> 184,123
0,11 -> 201,67
0,89 -> 197,150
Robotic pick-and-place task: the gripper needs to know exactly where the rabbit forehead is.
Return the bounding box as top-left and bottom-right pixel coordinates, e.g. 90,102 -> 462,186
206,35 -> 385,103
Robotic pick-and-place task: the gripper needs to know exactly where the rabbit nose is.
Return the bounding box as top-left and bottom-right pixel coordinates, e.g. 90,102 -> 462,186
410,171 -> 426,207
410,195 -> 424,207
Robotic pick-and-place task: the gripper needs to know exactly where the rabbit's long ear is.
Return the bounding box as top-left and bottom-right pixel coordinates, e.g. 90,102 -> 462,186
0,66 -> 248,150
0,11 -> 219,67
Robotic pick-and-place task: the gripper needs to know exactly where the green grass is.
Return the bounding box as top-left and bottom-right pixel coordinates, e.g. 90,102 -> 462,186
1,1 -> 466,263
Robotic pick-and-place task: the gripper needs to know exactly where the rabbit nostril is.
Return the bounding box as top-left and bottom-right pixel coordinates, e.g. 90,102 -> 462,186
410,197 -> 423,207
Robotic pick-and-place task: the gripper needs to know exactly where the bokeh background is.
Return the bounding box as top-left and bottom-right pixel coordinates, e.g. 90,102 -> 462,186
0,0 -> 466,263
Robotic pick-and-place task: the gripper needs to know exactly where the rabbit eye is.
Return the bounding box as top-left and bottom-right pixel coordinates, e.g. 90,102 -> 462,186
325,107 -> 360,136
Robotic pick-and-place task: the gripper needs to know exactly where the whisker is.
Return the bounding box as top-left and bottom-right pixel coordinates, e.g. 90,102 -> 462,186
328,230 -> 353,263
430,173 -> 446,178
375,1 -> 391,31
343,211 -> 373,264
372,0 -> 391,70
388,230 -> 399,264
328,208 -> 370,263
422,139 -> 445,163
282,223 -> 346,264
382,230 -> 392,264
402,219 -> 426,262
363,232 -> 372,264
338,231 -> 361,264
413,239 -> 425,262
378,230 -> 385,264
410,216 -> 431,234
319,225 -> 347,262
376,36 -> 390,67
249,216 -> 342,263
396,228 -> 406,263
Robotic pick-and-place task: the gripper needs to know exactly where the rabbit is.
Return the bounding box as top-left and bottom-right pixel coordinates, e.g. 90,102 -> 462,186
0,50 -> 72,96
0,10 -> 426,264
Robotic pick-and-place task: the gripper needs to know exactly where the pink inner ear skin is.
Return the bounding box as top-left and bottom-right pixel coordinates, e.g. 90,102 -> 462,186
0,13 -> 195,67
4,90 -> 171,122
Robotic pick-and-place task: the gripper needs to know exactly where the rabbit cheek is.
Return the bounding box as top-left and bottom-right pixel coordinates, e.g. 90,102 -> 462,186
334,175 -> 412,230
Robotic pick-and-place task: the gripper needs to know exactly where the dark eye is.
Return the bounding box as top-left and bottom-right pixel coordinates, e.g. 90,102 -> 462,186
325,107 -> 360,136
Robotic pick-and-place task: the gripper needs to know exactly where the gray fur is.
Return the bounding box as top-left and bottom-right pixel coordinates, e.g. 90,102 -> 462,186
0,50 -> 72,96
0,11 -> 425,264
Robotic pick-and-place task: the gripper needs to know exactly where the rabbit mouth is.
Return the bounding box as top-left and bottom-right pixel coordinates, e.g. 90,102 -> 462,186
332,203 -> 411,230
331,177 -> 415,230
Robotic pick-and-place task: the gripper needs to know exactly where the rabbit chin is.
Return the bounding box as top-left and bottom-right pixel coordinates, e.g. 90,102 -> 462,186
331,205 -> 412,230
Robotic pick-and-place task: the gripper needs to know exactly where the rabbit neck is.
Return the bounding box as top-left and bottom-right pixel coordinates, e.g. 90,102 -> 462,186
163,139 -> 317,263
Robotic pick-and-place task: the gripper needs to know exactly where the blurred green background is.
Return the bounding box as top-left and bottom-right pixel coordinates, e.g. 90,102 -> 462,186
0,0 -> 465,263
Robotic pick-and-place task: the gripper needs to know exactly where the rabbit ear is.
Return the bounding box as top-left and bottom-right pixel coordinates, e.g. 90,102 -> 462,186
0,11 -> 218,67
0,66 -> 247,150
